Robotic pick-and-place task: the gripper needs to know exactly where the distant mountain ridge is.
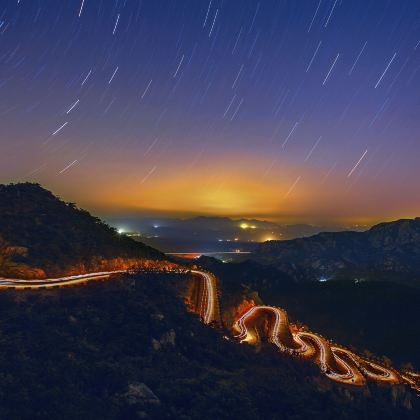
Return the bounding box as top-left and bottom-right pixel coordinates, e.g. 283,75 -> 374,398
108,214 -> 354,253
252,218 -> 420,284
0,183 -> 165,279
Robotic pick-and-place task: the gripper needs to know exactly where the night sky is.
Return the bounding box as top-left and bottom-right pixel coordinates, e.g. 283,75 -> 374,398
1,0 -> 420,224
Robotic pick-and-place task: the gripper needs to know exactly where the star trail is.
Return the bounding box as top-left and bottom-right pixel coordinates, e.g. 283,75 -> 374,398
1,0 -> 420,223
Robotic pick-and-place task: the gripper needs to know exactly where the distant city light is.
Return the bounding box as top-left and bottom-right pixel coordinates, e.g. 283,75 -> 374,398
126,232 -> 141,237
240,222 -> 257,230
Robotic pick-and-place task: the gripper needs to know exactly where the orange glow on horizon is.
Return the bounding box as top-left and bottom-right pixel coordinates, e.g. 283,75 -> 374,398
28,150 -> 420,225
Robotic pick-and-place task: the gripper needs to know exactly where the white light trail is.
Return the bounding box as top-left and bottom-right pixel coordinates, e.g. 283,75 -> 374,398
282,122 -> 299,148
349,41 -> 367,75
323,53 -> 340,85
304,135 -> 322,161
173,55 -> 184,77
368,98 -> 389,128
141,166 -> 157,184
203,0 -> 212,27
324,0 -> 338,27
141,79 -> 152,99
113,14 -> 120,35
104,97 -> 115,114
209,9 -> 218,37
59,159 -> 78,174
284,176 -> 301,198
81,69 -> 92,86
232,64 -> 244,89
108,66 -> 119,84
232,26 -> 243,54
230,97 -> 244,121
306,41 -> 322,73
322,161 -> 338,184
223,94 -> 236,118
388,57 -> 409,90
248,2 -> 260,34
307,0 -> 322,32
144,138 -> 158,156
347,149 -> 368,178
374,53 -> 397,88
26,164 -> 46,177
78,0 -> 85,17
66,99 -> 80,114
52,121 -> 68,136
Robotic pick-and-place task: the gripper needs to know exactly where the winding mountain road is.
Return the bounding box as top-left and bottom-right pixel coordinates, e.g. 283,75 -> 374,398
0,268 -> 418,393
234,304 -> 416,389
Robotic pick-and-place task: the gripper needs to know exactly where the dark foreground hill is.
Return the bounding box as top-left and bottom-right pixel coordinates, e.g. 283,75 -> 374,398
252,218 -> 420,285
0,183 -> 164,278
0,273 -> 417,420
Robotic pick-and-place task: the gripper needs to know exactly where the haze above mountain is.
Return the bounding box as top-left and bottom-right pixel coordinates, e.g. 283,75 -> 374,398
106,215 -> 367,253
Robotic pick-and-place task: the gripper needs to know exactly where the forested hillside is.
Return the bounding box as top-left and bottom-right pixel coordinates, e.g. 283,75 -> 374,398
0,273 -> 417,419
253,218 -> 420,285
199,257 -> 420,370
0,183 -> 164,278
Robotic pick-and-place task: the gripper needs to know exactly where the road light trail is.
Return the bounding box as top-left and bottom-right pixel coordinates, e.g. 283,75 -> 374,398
1,268 -> 418,392
0,271 -> 126,289
233,304 -> 418,390
234,306 -> 363,385
191,270 -> 219,324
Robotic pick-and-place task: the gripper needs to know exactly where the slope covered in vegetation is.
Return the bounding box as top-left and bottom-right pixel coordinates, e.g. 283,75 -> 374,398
253,218 -> 420,285
199,257 -> 420,370
0,183 -> 164,278
0,273 -> 418,419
